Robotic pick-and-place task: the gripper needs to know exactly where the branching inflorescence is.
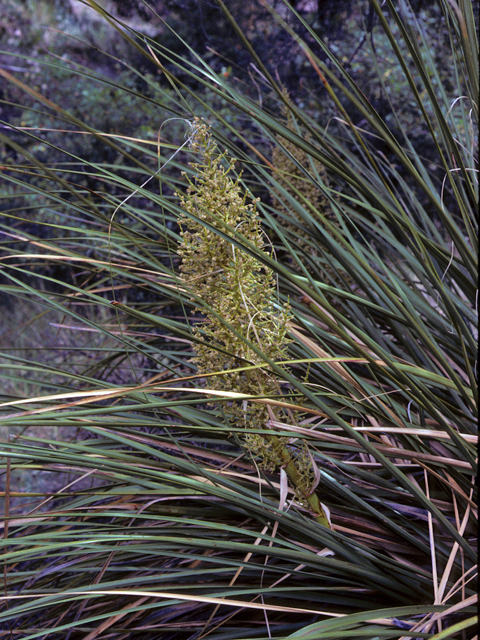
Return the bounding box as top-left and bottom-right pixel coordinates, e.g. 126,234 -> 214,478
177,119 -> 331,527
270,97 -> 354,299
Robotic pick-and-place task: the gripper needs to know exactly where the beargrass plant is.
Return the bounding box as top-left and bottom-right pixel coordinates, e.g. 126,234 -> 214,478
0,0 -> 477,638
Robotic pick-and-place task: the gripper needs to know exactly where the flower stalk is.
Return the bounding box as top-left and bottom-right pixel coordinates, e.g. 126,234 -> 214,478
177,119 -> 331,528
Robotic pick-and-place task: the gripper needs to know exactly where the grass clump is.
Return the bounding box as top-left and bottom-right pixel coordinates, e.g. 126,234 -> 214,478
0,0 -> 477,638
